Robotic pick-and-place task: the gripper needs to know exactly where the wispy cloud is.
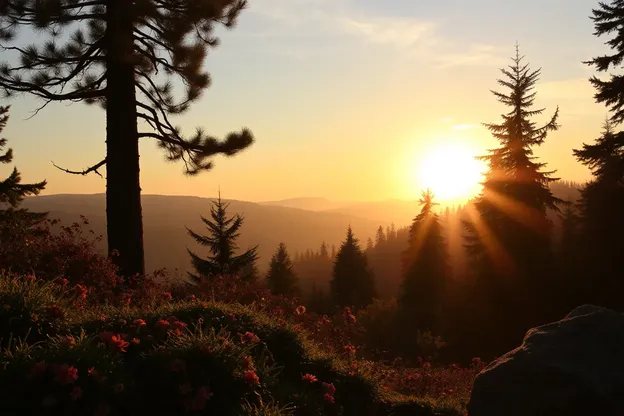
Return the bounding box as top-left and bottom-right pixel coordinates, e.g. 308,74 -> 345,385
248,0 -> 507,68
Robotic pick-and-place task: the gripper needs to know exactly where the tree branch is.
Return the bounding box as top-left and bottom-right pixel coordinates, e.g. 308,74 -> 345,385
52,159 -> 107,178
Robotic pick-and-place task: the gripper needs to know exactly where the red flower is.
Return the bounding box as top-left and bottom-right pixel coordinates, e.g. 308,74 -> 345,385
61,335 -> 76,347
295,305 -> 306,316
173,320 -> 188,329
118,318 -> 127,326
30,362 -> 47,378
25,274 -> 36,283
53,364 -> 79,385
324,393 -> 335,404
131,337 -> 140,345
344,345 -> 356,355
123,295 -> 132,305
74,284 -> 88,300
242,331 -> 260,343
302,373 -> 318,383
57,278 -> 69,287
171,358 -> 186,373
156,319 -> 170,329
243,369 -> 260,386
110,335 -> 129,352
242,355 -> 254,369
323,382 -> 336,395
70,386 -> 83,401
162,292 -> 173,301
133,318 -> 147,327
46,305 -> 66,320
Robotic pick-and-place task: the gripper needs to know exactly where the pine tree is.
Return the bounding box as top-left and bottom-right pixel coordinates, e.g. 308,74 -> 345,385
319,241 -> 329,258
331,226 -> 376,308
375,226 -> 386,246
0,1 -> 254,277
331,244 -> 336,258
399,190 -> 449,332
463,46 -> 562,356
186,195 -> 258,283
0,105 -> 47,241
585,0 -> 624,124
266,243 -> 299,296
366,237 -> 374,251
573,120 -> 624,310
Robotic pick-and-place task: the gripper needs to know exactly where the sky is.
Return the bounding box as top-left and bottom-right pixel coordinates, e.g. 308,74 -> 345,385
0,0 -> 612,202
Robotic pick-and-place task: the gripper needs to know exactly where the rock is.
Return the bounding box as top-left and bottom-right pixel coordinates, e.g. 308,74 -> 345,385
468,305 -> 624,416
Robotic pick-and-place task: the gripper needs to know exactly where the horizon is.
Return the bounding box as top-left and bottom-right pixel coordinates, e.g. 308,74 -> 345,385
0,0 -> 606,205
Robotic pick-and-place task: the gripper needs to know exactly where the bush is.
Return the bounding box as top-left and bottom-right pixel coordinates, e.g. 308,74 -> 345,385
0,274 -> 466,415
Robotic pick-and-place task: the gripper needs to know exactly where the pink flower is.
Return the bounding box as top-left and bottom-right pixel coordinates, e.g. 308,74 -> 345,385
302,373 -> 318,383
324,393 -> 335,403
243,369 -> 260,386
156,319 -> 170,329
323,382 -> 336,395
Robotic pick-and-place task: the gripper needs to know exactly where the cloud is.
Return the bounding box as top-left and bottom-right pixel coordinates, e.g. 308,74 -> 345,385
248,0 -> 508,68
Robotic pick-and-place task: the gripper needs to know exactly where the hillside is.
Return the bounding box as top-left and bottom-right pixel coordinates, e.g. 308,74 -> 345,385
21,194 -> 386,276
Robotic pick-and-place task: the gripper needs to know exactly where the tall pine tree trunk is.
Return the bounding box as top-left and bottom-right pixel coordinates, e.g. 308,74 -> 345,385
105,1 -> 145,277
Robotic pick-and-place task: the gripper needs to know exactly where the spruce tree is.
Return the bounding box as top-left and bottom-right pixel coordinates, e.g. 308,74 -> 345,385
266,243 -> 299,296
331,226 -> 376,308
375,226 -> 386,246
463,46 -> 562,356
399,190 -> 449,332
0,105 -> 47,241
0,1 -> 254,277
573,120 -> 624,309
319,241 -> 329,258
586,0 -> 624,124
366,237 -> 374,251
186,195 -> 258,283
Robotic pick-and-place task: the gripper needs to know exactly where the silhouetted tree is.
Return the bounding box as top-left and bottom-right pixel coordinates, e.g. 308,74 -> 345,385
375,226 -> 386,246
573,120 -> 624,310
586,0 -> 624,124
0,105 -> 47,242
399,190 -> 449,332
319,241 -> 329,258
366,237 -> 374,251
463,46 -> 562,357
0,1 -> 254,277
186,195 -> 257,283
331,226 -> 376,308
266,243 -> 299,296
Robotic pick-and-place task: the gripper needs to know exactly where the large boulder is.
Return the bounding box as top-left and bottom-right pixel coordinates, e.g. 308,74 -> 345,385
468,305 -> 624,416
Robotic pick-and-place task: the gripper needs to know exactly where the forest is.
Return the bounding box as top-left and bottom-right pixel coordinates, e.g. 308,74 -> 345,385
0,1 -> 623,415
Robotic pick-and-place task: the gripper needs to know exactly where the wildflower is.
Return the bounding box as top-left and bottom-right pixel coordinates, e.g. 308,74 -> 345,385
41,394 -> 58,408
61,335 -> 77,347
173,320 -> 188,330
53,364 -> 79,385
110,335 -> 129,352
31,362 -> 47,378
30,313 -> 39,322
171,358 -> 186,373
114,383 -> 124,394
162,292 -> 173,301
74,284 -> 88,300
156,319 -> 170,329
242,331 -> 260,343
188,294 -> 196,301
323,393 -> 335,404
133,318 -> 147,327
302,373 -> 318,383
295,305 -> 306,316
46,305 -> 66,320
179,383 -> 193,395
131,337 -> 140,345
123,295 -> 132,306
322,382 -> 336,395
343,345 -> 356,355
57,278 -> 69,287
170,328 -> 184,337
25,274 -> 36,283
118,318 -> 127,326
70,386 -> 83,401
243,369 -> 260,386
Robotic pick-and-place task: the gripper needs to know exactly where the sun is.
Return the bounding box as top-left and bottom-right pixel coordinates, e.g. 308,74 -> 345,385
416,144 -> 486,203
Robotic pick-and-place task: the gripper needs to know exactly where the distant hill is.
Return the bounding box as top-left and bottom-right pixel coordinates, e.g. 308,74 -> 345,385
21,194 -> 385,276
259,197 -> 349,212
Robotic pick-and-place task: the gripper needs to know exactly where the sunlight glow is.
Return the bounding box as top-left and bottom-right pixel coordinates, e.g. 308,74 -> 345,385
415,143 -> 486,203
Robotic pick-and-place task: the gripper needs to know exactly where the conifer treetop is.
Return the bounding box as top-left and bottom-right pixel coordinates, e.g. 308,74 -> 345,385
0,0 -> 253,175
